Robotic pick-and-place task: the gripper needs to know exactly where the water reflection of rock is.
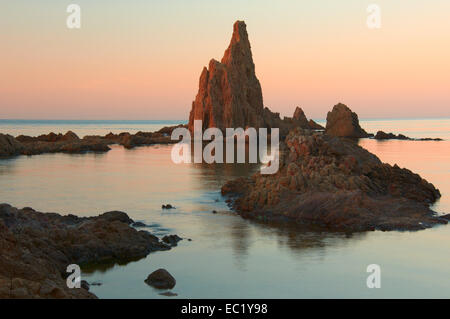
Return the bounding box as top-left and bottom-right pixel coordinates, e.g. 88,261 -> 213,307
191,160 -> 368,266
252,222 -> 367,257
189,142 -> 263,189
229,218 -> 252,271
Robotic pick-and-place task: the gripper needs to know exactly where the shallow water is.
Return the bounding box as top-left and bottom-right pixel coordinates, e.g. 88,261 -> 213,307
0,118 -> 449,298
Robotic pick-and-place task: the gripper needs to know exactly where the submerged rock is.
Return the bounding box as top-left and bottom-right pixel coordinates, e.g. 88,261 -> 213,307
222,128 -> 446,232
145,269 -> 176,289
162,235 -> 183,246
326,103 -> 369,138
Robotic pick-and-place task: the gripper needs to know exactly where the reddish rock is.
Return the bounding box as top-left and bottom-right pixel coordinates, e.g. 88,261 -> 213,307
188,21 -> 265,132
222,128 -> 446,232
308,119 -> 325,130
292,107 -> 310,127
325,103 -> 369,138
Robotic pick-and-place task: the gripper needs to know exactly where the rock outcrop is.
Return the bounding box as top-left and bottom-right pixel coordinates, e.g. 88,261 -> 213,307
188,21 -> 326,136
0,125 -> 185,158
0,133 -> 24,157
325,103 -> 369,138
188,21 -> 265,132
0,204 -> 171,298
222,128 -> 448,232
374,130 -> 443,141
284,107 -> 324,130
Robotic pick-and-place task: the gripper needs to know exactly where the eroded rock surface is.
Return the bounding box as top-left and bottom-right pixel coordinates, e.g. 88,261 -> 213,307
187,21 -> 319,136
0,204 -> 170,298
188,21 -> 265,132
326,103 -> 369,138
0,133 -> 24,157
1,125 -> 184,157
222,128 -> 447,231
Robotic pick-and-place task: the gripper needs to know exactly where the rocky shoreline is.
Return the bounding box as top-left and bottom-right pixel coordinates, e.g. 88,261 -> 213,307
0,124 -> 184,157
0,204 -> 175,298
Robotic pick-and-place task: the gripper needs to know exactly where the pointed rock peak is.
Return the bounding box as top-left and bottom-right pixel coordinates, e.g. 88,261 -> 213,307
221,20 -> 253,66
293,107 -> 307,121
188,20 -> 264,133
231,20 -> 248,44
326,103 -> 369,138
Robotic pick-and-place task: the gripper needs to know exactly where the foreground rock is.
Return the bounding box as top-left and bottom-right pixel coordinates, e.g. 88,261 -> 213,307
0,204 -> 171,298
222,128 -> 448,232
145,269 -> 176,289
325,103 -> 370,138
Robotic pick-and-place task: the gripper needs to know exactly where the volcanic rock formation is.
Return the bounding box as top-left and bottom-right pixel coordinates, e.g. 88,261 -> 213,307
0,204 -> 171,298
325,103 -> 369,138
188,21 -> 265,132
0,133 -> 24,157
222,128 -> 448,232
188,21 -> 319,136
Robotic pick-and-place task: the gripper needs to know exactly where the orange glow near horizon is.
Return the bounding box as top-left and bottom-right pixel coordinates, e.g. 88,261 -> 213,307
1,0 -> 449,120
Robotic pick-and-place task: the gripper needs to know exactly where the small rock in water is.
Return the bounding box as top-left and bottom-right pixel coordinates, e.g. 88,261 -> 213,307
145,269 -> 176,289
162,204 -> 175,209
162,234 -> 183,246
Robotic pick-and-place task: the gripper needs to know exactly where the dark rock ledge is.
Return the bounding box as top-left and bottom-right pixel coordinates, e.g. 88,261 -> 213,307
0,204 -> 172,298
222,128 -> 449,232
374,131 -> 443,141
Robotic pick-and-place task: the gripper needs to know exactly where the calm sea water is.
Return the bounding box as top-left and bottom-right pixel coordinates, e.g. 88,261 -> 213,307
0,118 -> 449,298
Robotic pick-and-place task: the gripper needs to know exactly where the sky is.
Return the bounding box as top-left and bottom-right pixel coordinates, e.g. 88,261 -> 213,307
1,0 -> 449,120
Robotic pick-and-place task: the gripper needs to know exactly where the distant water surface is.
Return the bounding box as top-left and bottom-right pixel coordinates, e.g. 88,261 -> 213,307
0,118 -> 449,298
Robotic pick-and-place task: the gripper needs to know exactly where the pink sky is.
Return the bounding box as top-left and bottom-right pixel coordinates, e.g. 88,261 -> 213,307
1,1 -> 449,120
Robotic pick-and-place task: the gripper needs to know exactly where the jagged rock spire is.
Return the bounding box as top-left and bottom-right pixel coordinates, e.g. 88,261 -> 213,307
188,21 -> 264,132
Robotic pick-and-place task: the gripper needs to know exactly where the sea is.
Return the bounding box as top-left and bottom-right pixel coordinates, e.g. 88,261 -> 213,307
0,118 -> 449,298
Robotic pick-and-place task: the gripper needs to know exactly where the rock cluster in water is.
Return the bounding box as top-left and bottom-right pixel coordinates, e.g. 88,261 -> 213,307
0,125 -> 184,157
222,128 -> 448,231
0,204 -> 172,298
